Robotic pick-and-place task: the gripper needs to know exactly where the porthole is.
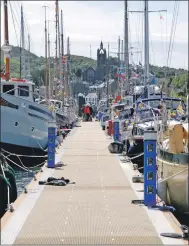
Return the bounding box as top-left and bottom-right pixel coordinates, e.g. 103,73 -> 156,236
15,122 -> 18,126
31,127 -> 34,131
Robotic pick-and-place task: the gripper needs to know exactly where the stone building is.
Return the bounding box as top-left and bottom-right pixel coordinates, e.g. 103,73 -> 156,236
82,41 -> 107,83
82,66 -> 96,84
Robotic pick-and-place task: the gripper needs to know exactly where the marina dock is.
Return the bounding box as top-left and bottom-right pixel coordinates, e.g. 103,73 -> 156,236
1,122 -> 186,245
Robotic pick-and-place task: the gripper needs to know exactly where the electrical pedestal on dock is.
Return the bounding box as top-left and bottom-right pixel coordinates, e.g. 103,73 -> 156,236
47,121 -> 57,168
144,130 -> 157,206
113,119 -> 121,142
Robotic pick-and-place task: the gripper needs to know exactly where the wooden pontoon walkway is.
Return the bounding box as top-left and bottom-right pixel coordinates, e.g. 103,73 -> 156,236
1,122 -> 185,245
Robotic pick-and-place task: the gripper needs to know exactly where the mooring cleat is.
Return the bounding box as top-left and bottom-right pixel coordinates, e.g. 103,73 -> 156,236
132,175 -> 144,183
133,164 -> 138,170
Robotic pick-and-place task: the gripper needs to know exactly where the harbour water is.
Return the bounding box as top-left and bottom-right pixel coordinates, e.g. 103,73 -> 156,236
15,168 -> 41,195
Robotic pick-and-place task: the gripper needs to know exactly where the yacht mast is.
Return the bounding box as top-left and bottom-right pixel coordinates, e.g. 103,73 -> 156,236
106,42 -> 109,106
21,5 -> 26,79
47,21 -> 51,98
55,0 -> 58,98
60,9 -> 64,107
28,34 -> 31,80
124,0 -> 129,93
118,36 -> 120,66
144,0 -> 150,96
121,39 -> 123,67
42,5 -> 48,100
2,0 -> 11,81
57,3 -> 61,100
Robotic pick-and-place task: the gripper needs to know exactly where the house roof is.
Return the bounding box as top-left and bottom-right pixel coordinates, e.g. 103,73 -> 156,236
86,92 -> 97,98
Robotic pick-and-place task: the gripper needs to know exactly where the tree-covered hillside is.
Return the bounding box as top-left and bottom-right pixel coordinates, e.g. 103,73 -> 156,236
0,46 -> 188,99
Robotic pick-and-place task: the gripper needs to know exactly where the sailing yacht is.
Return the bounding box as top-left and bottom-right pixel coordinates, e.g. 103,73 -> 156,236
125,1 -> 189,214
0,1 -> 56,168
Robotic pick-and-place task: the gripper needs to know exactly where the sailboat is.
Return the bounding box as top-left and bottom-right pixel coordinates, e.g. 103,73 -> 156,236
123,1 -> 189,214
0,1 -> 56,169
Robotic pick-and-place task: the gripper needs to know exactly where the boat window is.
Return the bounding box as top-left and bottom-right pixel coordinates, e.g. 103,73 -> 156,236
55,102 -> 61,108
138,128 -> 144,135
18,86 -> 29,97
113,105 -> 125,111
3,84 -> 15,95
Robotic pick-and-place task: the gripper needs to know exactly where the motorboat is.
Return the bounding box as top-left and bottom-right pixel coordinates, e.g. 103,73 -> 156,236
1,78 -> 56,168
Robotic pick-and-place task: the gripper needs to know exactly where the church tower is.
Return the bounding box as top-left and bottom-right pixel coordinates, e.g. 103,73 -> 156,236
97,40 -> 107,67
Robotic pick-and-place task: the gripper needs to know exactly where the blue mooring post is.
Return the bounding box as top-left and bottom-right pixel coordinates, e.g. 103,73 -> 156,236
113,119 -> 121,142
47,121 -> 57,168
144,130 -> 157,207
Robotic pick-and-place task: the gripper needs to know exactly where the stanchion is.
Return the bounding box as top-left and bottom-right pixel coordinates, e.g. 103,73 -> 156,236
47,121 -> 57,168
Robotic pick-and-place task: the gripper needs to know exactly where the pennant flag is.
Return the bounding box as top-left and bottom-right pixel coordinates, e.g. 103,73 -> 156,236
160,15 -> 164,20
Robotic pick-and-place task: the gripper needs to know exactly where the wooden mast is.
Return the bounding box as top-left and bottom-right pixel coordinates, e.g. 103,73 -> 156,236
2,0 -> 11,81
54,0 -> 58,98
60,9 -> 64,107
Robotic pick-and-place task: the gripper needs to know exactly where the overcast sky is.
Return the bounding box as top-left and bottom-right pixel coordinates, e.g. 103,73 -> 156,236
1,1 -> 188,69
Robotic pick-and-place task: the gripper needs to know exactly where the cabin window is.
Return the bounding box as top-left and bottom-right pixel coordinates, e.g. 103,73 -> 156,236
18,86 -> 29,97
55,102 -> 61,108
3,84 -> 15,95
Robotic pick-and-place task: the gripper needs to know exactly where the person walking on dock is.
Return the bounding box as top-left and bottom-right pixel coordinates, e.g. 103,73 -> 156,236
83,104 -> 90,121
